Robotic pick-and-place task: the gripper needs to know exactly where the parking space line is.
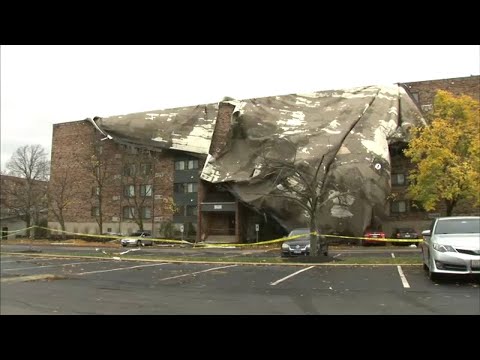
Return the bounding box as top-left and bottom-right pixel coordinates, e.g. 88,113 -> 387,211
270,266 -> 315,286
77,263 -> 167,275
396,265 -> 410,288
391,253 -> 395,258
158,264 -> 237,281
2,260 -> 116,271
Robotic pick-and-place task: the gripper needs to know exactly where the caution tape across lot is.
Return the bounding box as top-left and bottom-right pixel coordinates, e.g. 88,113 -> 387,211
3,225 -> 423,248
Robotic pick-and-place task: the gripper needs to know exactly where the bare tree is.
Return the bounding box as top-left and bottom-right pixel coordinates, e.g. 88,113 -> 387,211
48,166 -> 79,239
85,139 -> 116,234
4,145 -> 49,237
260,139 -> 350,257
121,149 -> 156,231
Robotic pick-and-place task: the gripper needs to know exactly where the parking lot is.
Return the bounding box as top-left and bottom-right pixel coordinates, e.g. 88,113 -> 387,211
1,251 -> 479,314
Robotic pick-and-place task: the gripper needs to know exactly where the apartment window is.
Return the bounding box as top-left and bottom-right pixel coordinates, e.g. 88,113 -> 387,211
123,206 -> 135,219
91,206 -> 100,217
391,200 -> 407,214
187,159 -> 199,170
124,164 -> 136,176
140,184 -> 153,197
186,183 -> 198,193
174,183 -> 185,193
175,160 -> 185,170
141,163 -> 153,175
124,185 -> 135,197
391,173 -> 406,186
141,207 -> 151,219
186,205 -> 197,216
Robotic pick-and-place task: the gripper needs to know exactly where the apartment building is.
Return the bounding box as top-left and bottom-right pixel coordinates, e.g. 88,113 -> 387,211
48,75 -> 479,242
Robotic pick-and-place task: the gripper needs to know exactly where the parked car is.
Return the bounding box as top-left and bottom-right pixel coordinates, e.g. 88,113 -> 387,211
420,216 -> 480,280
281,228 -> 328,257
120,230 -> 154,247
391,227 -> 420,246
362,229 -> 386,246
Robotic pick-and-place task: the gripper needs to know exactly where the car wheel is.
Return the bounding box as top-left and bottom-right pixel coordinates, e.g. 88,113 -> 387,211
423,263 -> 428,271
122,244 -> 127,247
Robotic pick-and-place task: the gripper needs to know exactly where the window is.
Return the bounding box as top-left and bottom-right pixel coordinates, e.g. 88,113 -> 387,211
123,206 -> 135,219
186,183 -> 198,193
186,205 -> 197,216
188,159 -> 199,170
175,161 -> 185,170
124,185 -> 135,197
141,207 -> 151,219
391,173 -> 406,186
124,164 -> 136,176
140,184 -> 153,197
174,183 -> 185,193
91,206 -> 100,217
391,200 -> 407,214
141,163 -> 152,175
174,182 -> 198,194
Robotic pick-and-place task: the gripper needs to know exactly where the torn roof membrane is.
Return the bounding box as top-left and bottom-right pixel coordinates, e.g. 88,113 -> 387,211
91,84 -> 425,235
94,103 -> 219,155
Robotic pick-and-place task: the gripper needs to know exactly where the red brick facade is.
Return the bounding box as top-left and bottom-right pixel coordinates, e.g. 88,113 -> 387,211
49,120 -> 175,236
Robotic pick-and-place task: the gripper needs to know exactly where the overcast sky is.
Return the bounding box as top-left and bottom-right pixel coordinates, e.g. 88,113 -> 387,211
1,45 -> 479,171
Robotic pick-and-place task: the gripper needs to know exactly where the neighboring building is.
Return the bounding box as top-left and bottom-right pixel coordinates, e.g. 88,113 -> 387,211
402,75 -> 479,114
0,175 -> 48,240
48,75 -> 480,243
382,75 -> 480,237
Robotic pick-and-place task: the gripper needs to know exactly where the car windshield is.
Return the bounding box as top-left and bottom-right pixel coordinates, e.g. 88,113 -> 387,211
130,231 -> 150,236
289,229 -> 310,236
434,219 -> 480,234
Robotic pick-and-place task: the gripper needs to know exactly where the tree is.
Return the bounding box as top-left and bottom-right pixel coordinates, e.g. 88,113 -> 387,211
48,166 -> 79,239
260,138 -> 350,256
121,148 -> 157,231
85,138 -> 116,234
404,90 -> 480,216
4,145 -> 49,237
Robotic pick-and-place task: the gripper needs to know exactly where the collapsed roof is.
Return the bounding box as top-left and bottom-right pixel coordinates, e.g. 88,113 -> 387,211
92,84 -> 425,236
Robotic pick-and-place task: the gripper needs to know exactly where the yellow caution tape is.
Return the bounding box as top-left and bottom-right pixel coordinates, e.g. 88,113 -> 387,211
2,226 -> 423,247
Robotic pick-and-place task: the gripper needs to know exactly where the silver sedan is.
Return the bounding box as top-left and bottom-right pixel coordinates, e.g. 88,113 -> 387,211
421,216 -> 480,280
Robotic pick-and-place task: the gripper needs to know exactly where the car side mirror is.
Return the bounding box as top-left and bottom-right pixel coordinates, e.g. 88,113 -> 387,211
421,230 -> 431,237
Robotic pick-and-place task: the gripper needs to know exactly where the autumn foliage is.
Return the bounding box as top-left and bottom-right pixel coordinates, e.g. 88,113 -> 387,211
404,90 -> 480,216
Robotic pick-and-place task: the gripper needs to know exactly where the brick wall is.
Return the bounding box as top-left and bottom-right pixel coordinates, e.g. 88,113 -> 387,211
209,102 -> 235,158
402,75 -> 480,112
49,120 -> 175,235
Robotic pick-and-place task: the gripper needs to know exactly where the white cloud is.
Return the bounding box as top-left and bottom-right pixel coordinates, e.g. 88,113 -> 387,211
1,45 -> 479,170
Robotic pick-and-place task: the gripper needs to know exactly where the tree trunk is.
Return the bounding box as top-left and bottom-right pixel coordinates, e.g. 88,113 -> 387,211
445,200 -> 456,216
309,215 -> 318,256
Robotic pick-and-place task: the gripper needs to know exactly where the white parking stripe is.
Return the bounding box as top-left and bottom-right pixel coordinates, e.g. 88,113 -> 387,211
333,254 -> 342,258
3,260 -> 115,271
158,264 -> 237,281
397,265 -> 410,288
77,263 -> 167,275
270,266 -> 315,286
391,253 -> 395,258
